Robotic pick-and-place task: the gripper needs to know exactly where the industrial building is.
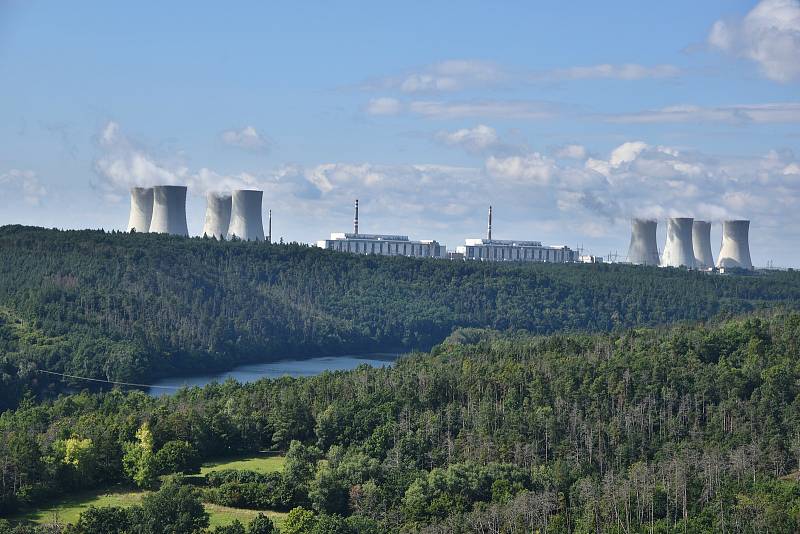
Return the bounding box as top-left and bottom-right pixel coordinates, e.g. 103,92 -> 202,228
692,220 -> 714,269
149,185 -> 189,236
124,188 -> 757,270
202,192 -> 232,240
624,217 -> 754,271
717,220 -> 753,270
455,206 -> 578,263
228,189 -> 265,241
661,217 -> 695,268
316,200 -> 447,258
627,219 -> 660,266
127,187 -> 153,233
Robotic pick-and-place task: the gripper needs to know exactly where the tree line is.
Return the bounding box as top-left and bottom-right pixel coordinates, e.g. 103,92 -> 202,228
1,225 -> 799,411
1,311 -> 799,532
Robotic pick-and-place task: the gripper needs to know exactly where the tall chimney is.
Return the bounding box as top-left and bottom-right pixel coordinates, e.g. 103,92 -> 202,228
268,209 -> 272,243
354,199 -> 359,235
487,205 -> 492,240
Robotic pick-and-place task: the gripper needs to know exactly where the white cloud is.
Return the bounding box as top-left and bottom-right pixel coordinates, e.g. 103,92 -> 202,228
609,141 -> 649,166
408,100 -> 559,120
546,63 -> 680,81
708,0 -> 800,82
0,169 -> 47,206
365,97 -> 402,116
603,102 -> 800,123
555,144 -> 588,160
368,60 -> 681,94
435,125 -> 499,153
486,153 -> 555,185
377,60 -> 506,93
221,126 -> 270,151
90,122 -> 800,265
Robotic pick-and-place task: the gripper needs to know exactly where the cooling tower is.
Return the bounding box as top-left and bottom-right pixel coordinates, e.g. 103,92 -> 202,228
228,189 -> 265,241
149,185 -> 189,236
661,217 -> 695,268
127,187 -> 153,232
202,192 -> 232,239
627,219 -> 660,266
717,220 -> 753,270
692,220 -> 714,269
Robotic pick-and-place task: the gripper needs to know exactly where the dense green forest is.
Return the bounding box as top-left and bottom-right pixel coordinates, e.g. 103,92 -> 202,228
1,225 -> 799,411
1,312 -> 799,532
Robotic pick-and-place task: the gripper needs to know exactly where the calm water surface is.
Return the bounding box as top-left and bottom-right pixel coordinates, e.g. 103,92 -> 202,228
148,353 -> 399,396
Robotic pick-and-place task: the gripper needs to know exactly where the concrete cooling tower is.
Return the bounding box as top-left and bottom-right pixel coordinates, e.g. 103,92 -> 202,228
149,185 -> 189,236
661,217 -> 695,268
692,220 -> 714,269
717,220 -> 753,270
127,187 -> 153,232
228,189 -> 265,241
202,192 -> 232,239
627,219 -> 660,266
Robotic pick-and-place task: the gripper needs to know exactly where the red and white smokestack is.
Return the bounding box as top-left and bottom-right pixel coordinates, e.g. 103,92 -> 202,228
268,209 -> 272,243
354,199 -> 359,235
487,205 -> 493,240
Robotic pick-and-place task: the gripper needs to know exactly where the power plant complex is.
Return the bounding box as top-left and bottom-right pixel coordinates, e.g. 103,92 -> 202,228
126,186 -> 268,242
454,206 -> 578,263
125,186 -> 755,270
626,217 -> 753,270
316,200 -> 448,258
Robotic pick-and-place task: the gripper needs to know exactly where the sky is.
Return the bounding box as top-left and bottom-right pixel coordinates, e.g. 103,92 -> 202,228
1,0 -> 799,266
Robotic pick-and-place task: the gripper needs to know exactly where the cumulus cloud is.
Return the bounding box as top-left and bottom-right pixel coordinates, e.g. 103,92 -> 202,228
603,102 -> 800,123
91,121 -> 800,264
94,122 -> 296,200
435,125 -> 499,153
486,153 -> 555,186
221,126 -> 270,152
482,140 -> 800,236
708,0 -> 800,82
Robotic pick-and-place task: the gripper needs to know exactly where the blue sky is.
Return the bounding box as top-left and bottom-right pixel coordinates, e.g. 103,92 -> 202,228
1,0 -> 799,265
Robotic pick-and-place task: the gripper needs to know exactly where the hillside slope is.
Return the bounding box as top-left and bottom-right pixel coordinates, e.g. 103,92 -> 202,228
0,225 -> 798,409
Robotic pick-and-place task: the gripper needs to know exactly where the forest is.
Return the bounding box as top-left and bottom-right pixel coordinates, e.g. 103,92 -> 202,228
1,225 -> 799,411
1,311 -> 799,532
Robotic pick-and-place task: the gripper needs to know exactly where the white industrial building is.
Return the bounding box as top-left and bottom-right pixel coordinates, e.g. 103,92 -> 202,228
202,192 -> 232,240
318,233 -> 446,258
456,239 -> 576,262
228,189 -> 265,241
127,187 -> 153,233
455,206 -> 577,263
717,220 -> 753,270
693,220 -> 714,269
627,219 -> 660,266
661,217 -> 695,268
149,185 -> 189,236
316,200 -> 446,258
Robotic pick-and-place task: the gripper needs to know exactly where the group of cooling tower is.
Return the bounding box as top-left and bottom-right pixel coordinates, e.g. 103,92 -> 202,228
628,218 -> 753,270
126,185 -> 267,241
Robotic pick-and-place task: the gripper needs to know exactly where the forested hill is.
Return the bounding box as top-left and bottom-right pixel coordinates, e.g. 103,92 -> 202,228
1,224 -> 799,409
1,312 -> 799,531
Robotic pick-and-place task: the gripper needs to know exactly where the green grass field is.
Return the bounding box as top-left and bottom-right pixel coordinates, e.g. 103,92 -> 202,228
200,452 -> 285,475
11,485 -> 144,525
10,454 -> 287,529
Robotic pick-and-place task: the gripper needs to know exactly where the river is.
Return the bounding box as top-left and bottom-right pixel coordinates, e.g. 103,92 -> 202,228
147,353 -> 400,397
